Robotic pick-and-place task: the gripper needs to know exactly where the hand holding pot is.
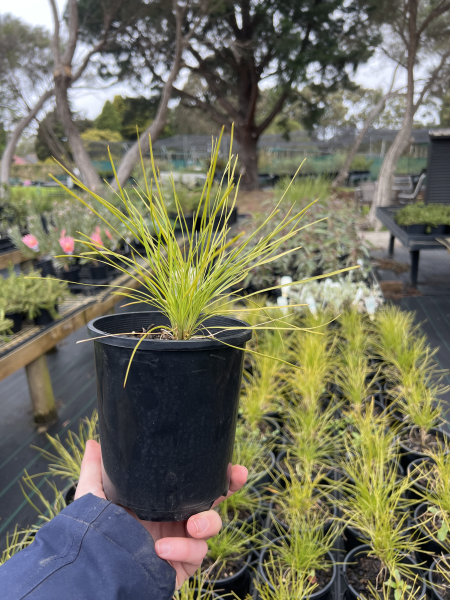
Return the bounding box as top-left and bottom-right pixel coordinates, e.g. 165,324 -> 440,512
76,440 -> 248,589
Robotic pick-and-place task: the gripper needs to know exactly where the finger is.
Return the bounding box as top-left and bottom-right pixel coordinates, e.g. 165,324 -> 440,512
155,537 -> 207,566
212,465 -> 248,507
75,440 -> 106,500
186,510 -> 222,539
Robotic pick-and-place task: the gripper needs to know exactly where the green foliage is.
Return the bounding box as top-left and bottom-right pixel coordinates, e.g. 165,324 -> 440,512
95,100 -> 122,132
0,527 -> 34,566
395,204 -> 450,228
81,128 -> 123,142
206,520 -> 259,565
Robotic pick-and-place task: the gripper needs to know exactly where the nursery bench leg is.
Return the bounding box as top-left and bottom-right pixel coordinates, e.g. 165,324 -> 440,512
25,355 -> 57,424
388,234 -> 395,258
410,250 -> 420,288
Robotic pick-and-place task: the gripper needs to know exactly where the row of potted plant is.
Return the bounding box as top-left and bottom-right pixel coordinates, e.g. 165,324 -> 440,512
395,203 -> 450,235
4,303 -> 450,600
0,267 -> 69,336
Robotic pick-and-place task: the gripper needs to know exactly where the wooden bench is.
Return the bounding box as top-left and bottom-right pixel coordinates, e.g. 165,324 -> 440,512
0,268 -> 144,424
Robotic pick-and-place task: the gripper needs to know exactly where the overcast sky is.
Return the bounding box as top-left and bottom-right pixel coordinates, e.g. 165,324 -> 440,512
4,1 -> 398,120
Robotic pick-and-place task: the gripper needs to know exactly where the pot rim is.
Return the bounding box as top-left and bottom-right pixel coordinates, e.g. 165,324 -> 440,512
258,537 -> 336,599
88,311 -> 252,350
398,426 -> 449,456
429,554 -> 450,600
343,544 -> 425,600
407,457 -> 436,494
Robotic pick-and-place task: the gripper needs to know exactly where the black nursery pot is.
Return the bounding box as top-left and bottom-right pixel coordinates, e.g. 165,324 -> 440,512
429,555 -> 450,600
429,225 -> 447,236
258,538 -> 336,600
88,311 -> 252,521
60,264 -> 81,283
406,224 -> 426,235
89,263 -> 108,280
35,257 -> 56,278
398,426 -> 450,471
34,305 -> 58,327
414,502 -> 446,568
344,545 -> 426,600
5,312 -> 23,334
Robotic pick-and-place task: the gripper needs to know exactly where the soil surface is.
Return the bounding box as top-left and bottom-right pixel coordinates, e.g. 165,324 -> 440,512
264,560 -> 333,592
346,555 -> 421,598
203,554 -> 246,580
432,565 -> 450,600
272,497 -> 333,527
418,508 -> 445,535
127,325 -> 175,340
401,427 -> 442,453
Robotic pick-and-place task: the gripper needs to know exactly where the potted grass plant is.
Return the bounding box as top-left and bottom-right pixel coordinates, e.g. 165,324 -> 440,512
202,520 -> 261,598
0,314 -> 14,340
258,514 -> 340,600
429,551 -> 450,600
27,276 -> 69,326
53,130 -> 354,522
0,266 -> 31,333
216,483 -> 262,526
233,424 -> 276,488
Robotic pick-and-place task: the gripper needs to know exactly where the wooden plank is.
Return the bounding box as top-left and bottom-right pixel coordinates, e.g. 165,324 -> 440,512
0,250 -> 26,270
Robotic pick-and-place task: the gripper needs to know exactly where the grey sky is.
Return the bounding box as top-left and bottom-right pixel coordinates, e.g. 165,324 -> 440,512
3,1 -> 398,120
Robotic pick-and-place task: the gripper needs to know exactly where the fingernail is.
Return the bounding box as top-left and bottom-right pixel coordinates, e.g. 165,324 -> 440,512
191,517 -> 209,534
156,541 -> 171,556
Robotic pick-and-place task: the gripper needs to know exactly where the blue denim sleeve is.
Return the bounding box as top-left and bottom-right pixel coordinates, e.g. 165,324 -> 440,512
0,493 -> 176,600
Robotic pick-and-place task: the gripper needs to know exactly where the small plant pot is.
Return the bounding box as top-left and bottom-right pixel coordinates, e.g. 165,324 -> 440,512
64,482 -> 77,506
343,545 -> 426,600
429,555 -> 450,600
258,538 -> 337,600
89,263 -> 108,280
35,258 -> 56,278
203,551 -> 252,599
407,457 -> 436,503
429,225 -> 447,236
406,224 -> 426,235
60,264 -> 81,283
398,426 -> 450,471
88,311 -> 252,521
34,306 -> 58,327
5,312 -> 23,334
413,502 -> 447,568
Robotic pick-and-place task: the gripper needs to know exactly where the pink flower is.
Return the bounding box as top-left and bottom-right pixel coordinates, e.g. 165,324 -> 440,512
22,234 -> 39,252
90,226 -> 103,248
59,230 -> 75,255
104,229 -> 113,241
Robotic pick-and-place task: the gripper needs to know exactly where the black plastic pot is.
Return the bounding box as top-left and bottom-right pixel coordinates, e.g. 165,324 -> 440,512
88,311 -> 252,521
89,263 -> 108,280
34,305 -> 58,327
212,207 -> 238,230
5,312 -> 23,334
429,225 -> 447,236
204,548 -> 252,599
344,545 -> 426,600
35,258 -> 56,278
258,538 -> 336,600
60,264 -> 81,283
406,224 -> 426,235
429,555 -> 450,600
414,502 -> 446,568
64,482 -> 77,506
407,457 -> 435,503
398,426 -> 450,471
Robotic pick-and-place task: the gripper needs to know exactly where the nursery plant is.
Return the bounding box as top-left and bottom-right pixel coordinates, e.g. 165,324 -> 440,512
232,424 -> 275,485
49,128 -> 357,522
217,484 -> 261,524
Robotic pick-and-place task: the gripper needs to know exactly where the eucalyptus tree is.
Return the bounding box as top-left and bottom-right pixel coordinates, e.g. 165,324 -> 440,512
369,0 -> 450,226
0,15 -> 54,187
173,0 -> 381,189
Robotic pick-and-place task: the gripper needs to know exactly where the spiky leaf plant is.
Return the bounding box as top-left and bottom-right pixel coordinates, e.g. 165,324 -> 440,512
233,424 -> 275,485
339,459 -> 422,583
20,471 -> 67,523
174,571 -> 216,600
262,513 -> 339,584
282,403 -> 337,482
395,380 -> 443,444
35,410 -> 99,481
217,483 -> 261,523
0,527 -> 35,566
339,308 -> 372,355
268,468 -> 336,531
52,129 -> 355,347
255,557 -> 318,600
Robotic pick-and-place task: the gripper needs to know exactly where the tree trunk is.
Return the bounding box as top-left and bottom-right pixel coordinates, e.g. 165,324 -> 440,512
368,107 -> 414,228
332,91 -> 398,189
54,76 -> 101,191
237,130 -> 259,191
0,88 -> 54,190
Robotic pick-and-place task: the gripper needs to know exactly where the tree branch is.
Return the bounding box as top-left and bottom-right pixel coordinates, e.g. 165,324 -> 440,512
62,0 -> 79,67
417,1 -> 450,37
48,0 -> 61,67
255,88 -> 291,137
